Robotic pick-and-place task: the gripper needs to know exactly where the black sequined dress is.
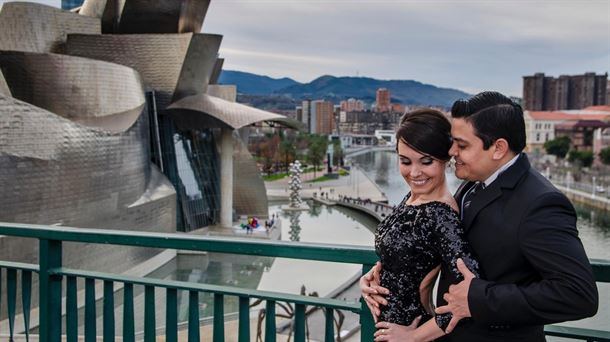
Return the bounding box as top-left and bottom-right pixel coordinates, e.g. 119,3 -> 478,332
374,194 -> 479,331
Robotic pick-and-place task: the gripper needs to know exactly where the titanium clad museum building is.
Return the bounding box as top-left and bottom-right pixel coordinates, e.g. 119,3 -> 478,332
0,0 -> 300,275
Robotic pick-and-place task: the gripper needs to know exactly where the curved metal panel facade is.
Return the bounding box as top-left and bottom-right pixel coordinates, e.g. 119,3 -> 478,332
79,0 -> 108,17
0,94 -> 150,223
0,93 -> 176,275
172,33 -> 222,101
209,58 -> 224,84
79,0 -> 209,34
0,70 -> 9,96
0,2 -> 99,53
117,0 -> 209,34
168,93 -> 304,130
67,33 -> 222,110
0,51 -> 144,132
67,33 -> 193,109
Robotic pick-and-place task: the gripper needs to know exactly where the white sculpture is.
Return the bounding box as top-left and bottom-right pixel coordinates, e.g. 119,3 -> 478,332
289,161 -> 303,208
282,160 -> 309,211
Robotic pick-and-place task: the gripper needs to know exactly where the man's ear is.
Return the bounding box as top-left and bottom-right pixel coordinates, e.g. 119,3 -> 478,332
492,139 -> 510,160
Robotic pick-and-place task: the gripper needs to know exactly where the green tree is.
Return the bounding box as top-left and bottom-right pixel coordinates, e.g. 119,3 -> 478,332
332,139 -> 343,167
544,136 -> 571,159
580,151 -> 594,167
599,146 -> 610,165
279,139 -> 296,172
567,150 -> 579,163
568,150 -> 594,167
259,134 -> 280,174
307,135 -> 328,178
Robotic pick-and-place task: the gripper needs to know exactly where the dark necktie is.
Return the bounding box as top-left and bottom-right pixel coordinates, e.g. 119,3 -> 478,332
461,182 -> 483,219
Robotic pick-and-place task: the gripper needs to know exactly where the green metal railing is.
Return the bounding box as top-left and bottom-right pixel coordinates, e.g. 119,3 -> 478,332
0,222 -> 376,342
0,222 -> 608,341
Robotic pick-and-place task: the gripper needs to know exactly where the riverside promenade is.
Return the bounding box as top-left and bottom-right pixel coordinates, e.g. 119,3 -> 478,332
554,183 -> 610,211
266,166 -> 388,204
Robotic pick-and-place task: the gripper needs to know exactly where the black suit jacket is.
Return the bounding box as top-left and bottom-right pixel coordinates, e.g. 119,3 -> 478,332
438,154 -> 598,342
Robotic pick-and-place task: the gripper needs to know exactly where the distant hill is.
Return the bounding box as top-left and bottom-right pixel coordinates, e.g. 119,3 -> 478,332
219,70 -> 470,108
276,75 -> 470,108
218,70 -> 299,95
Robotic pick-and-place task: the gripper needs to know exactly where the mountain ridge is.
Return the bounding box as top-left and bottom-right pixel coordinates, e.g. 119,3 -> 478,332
219,70 -> 471,108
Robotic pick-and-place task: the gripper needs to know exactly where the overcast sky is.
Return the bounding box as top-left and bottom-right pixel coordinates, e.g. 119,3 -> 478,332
2,0 -> 609,96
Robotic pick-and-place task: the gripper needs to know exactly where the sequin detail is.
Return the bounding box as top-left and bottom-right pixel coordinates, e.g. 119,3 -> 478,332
375,194 -> 479,331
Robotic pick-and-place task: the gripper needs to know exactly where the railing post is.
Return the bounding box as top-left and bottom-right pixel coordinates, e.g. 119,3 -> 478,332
360,264 -> 375,342
39,239 -> 62,342
238,296 -> 250,342
294,304 -> 306,342
213,293 -> 225,342
324,308 -> 334,342
265,300 -> 276,342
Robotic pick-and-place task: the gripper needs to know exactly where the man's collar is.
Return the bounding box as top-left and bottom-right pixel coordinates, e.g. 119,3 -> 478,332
483,153 -> 521,187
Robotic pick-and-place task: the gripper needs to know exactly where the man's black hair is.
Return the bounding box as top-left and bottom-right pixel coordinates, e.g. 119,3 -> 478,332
451,91 -> 526,153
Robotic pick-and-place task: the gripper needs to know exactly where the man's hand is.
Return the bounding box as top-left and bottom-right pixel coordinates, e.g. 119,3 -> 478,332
360,261 -> 389,322
374,317 -> 421,342
435,258 -> 476,333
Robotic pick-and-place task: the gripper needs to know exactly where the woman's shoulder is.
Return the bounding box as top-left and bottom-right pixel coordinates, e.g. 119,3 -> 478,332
403,193 -> 460,220
424,201 -> 458,217
420,194 -> 459,215
436,194 -> 459,214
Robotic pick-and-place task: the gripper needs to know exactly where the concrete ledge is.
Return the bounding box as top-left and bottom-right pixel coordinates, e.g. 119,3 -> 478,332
556,184 -> 610,211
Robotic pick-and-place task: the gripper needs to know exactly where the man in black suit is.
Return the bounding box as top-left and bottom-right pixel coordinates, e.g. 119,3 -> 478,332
363,92 -> 598,341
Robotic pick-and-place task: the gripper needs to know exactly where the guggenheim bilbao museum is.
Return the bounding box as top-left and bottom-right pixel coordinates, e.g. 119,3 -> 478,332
0,0 -> 301,273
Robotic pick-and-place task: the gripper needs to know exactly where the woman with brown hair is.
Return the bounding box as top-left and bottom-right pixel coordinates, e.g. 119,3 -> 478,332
361,109 -> 479,341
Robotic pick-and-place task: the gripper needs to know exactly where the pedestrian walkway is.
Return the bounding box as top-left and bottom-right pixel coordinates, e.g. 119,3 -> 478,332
268,165 -> 393,223
333,196 -> 393,221
266,166 -> 387,204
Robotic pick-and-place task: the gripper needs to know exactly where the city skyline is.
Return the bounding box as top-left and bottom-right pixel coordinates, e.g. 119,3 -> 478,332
2,0 -> 609,97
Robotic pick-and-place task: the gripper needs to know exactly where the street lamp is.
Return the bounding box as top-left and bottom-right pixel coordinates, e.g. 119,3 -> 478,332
354,163 -> 360,198
592,176 -> 596,198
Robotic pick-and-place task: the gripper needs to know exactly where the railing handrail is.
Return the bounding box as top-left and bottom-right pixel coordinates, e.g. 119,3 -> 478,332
1,222 -> 608,277
590,258 -> 610,282
0,222 -> 378,265
52,267 -> 361,312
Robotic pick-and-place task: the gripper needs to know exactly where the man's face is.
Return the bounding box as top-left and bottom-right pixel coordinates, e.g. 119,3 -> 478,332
449,118 -> 496,182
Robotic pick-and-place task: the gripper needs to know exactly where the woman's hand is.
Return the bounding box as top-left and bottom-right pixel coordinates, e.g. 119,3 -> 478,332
374,317 -> 422,342
359,262 -> 390,322
360,261 -> 389,322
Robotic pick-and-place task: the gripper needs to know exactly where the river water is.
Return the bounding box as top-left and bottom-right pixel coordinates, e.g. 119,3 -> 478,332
351,150 -> 609,333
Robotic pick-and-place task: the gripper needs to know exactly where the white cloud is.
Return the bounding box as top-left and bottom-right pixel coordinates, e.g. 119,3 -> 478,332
204,0 -> 610,96
219,48 -> 346,67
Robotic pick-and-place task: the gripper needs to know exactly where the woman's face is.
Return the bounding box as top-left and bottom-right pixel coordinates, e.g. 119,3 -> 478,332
397,140 -> 447,196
